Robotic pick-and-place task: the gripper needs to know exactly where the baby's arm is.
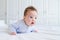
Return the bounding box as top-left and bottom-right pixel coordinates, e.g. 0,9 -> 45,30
9,23 -> 18,35
31,27 -> 39,32
34,29 -> 39,32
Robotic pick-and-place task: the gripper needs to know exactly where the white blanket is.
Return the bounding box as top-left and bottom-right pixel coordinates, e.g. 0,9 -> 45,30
0,25 -> 60,40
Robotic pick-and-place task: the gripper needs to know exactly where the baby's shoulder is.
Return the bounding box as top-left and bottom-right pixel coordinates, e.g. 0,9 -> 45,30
16,19 -> 26,26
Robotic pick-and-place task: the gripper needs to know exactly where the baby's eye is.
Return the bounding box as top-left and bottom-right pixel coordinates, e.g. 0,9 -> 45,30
30,16 -> 33,18
35,17 -> 37,19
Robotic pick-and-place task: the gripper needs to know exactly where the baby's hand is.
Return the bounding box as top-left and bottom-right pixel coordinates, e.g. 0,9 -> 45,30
11,32 -> 16,35
34,29 -> 39,32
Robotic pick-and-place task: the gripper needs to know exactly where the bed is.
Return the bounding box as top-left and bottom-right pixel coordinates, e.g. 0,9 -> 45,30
0,23 -> 60,40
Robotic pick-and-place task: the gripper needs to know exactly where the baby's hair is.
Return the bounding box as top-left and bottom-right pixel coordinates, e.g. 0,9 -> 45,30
24,6 -> 37,16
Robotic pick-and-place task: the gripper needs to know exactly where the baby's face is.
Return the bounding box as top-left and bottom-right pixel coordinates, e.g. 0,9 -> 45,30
24,10 -> 37,26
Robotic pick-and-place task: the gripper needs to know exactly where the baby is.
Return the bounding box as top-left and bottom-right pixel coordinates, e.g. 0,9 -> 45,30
9,6 -> 38,35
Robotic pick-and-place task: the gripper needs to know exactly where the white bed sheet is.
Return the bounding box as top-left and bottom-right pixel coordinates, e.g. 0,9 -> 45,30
0,31 -> 60,40
0,25 -> 60,40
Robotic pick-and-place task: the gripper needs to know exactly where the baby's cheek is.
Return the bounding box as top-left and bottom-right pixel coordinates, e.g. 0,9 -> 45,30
27,20 -> 30,24
28,18 -> 32,22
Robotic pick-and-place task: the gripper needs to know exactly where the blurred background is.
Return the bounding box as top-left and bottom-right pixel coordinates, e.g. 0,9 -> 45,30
0,0 -> 60,26
0,1 -> 60,40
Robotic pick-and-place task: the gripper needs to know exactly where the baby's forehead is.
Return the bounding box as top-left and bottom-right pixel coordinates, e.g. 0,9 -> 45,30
26,13 -> 37,17
27,10 -> 37,15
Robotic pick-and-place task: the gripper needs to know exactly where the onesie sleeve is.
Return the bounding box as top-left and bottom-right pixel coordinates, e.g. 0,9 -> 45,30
9,23 -> 19,33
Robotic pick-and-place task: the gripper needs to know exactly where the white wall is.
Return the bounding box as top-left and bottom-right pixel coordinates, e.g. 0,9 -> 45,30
0,0 -> 6,20
47,0 -> 58,26
7,0 -> 19,24
59,0 -> 60,26
0,0 -> 60,26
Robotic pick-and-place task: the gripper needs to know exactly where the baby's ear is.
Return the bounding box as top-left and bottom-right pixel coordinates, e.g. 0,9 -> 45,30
23,16 -> 25,19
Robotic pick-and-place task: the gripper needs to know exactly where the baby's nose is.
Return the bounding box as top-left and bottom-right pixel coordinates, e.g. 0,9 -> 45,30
32,19 -> 35,21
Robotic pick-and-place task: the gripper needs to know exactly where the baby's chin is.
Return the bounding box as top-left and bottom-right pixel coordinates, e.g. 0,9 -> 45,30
30,24 -> 35,26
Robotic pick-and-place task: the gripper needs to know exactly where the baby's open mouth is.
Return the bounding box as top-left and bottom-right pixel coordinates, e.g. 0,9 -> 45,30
31,22 -> 34,24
